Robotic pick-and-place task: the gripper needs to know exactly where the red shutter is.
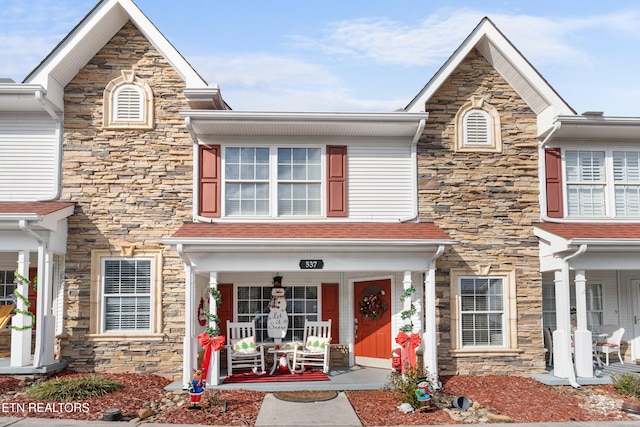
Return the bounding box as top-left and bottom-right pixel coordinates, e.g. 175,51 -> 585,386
321,283 -> 340,343
199,145 -> 221,217
217,283 -> 233,336
326,145 -> 348,217
545,148 -> 564,218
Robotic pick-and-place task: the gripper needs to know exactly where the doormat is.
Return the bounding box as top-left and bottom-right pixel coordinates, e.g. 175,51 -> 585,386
223,369 -> 329,384
274,390 -> 338,403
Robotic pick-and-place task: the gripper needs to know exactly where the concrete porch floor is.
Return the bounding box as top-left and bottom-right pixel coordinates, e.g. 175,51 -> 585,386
530,361 -> 640,386
0,357 -> 67,375
166,365 -> 392,392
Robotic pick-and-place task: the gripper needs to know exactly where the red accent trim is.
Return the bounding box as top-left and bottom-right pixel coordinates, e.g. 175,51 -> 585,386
326,145 -> 348,217
321,283 -> 340,343
545,147 -> 563,218
199,145 -> 221,218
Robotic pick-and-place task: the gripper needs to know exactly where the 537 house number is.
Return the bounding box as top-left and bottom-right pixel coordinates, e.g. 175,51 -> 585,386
299,259 -> 324,270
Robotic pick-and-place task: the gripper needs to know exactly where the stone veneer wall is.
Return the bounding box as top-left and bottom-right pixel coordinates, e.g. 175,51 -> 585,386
60,22 -> 193,380
418,49 -> 545,376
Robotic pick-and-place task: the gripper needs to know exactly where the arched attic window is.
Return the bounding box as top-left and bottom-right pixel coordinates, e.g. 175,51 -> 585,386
103,69 -> 154,130
455,96 -> 502,153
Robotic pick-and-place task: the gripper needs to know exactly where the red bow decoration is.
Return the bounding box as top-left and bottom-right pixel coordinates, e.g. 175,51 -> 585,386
197,332 -> 226,379
395,332 -> 422,374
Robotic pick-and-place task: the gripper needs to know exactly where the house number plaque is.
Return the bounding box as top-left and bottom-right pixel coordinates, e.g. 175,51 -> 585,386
299,259 -> 324,270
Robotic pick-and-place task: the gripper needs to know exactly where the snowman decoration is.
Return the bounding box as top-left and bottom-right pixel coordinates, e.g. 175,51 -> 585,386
267,275 -> 288,350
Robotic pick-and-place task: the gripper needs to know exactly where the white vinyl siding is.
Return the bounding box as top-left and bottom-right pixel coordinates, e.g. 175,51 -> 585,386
0,113 -> 58,200
348,141 -> 413,220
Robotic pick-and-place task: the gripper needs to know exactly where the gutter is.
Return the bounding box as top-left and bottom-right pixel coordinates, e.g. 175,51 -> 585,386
35,89 -> 64,201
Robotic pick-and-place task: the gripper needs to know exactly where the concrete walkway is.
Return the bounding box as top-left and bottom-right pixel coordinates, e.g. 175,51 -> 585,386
2,415 -> 640,427
255,392 -> 361,426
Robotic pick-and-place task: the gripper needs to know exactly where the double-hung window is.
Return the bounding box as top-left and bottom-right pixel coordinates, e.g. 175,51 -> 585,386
236,285 -> 319,342
459,277 -> 505,347
102,258 -> 152,332
224,146 -> 322,217
613,151 -> 640,216
565,151 -> 606,216
0,270 -> 16,306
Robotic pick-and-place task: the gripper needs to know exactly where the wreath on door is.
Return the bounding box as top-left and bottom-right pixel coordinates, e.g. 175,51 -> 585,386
197,297 -> 207,326
359,288 -> 388,320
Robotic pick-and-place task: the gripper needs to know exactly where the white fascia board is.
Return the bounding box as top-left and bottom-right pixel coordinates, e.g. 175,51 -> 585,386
405,18 -> 574,120
163,237 -> 457,252
26,0 -> 207,91
181,110 -> 429,123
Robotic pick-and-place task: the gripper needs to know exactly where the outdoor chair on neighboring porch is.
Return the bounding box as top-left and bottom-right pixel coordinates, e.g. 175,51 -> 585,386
0,304 -> 14,331
226,320 -> 265,376
292,319 -> 332,373
543,327 -> 553,367
595,324 -> 625,366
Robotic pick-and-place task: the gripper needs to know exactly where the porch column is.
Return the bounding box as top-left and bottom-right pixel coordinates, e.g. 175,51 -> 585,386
34,246 -> 55,367
182,262 -> 195,386
11,250 -> 31,367
573,270 -> 593,378
208,272 -> 221,386
423,264 -> 438,375
552,269 -> 573,378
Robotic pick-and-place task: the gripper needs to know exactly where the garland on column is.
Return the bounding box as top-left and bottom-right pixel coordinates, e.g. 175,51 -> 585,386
203,286 -> 222,337
399,285 -> 416,333
9,271 -> 37,331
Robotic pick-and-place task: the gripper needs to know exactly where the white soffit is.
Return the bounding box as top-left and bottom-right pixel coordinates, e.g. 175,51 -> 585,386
182,111 -> 428,138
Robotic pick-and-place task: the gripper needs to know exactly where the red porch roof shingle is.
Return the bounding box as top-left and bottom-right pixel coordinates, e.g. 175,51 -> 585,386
171,222 -> 452,240
534,222 -> 640,239
0,201 -> 75,216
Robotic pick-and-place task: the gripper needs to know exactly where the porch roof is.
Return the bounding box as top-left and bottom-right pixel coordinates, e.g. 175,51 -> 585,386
0,201 -> 75,217
170,221 -> 453,241
534,222 -> 640,241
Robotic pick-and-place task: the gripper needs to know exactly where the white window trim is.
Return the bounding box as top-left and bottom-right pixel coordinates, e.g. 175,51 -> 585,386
88,248 -> 163,340
221,144 -> 326,219
449,268 -> 521,357
563,147 -> 640,219
454,96 -> 502,153
103,69 -> 154,130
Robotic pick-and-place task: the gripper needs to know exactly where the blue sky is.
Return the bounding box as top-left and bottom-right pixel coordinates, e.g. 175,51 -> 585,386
1,0 -> 639,115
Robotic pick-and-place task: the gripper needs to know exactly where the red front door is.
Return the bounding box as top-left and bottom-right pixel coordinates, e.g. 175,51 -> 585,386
354,279 -> 392,365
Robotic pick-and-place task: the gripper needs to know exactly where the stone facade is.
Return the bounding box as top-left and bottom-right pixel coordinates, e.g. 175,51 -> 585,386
60,22 -> 193,380
417,49 -> 546,376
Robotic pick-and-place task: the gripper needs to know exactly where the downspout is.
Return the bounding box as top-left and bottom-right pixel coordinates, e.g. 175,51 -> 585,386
399,118 -> 426,223
36,90 -> 64,201
423,244 -> 445,376
538,121 -> 562,223
177,244 -> 196,386
560,244 -> 587,388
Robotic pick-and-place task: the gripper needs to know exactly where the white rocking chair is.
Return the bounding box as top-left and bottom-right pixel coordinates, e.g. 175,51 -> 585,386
226,320 -> 265,375
292,319 -> 332,374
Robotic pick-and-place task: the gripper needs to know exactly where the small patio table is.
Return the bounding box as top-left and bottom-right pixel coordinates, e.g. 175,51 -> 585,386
267,347 -> 296,375
592,332 -> 609,367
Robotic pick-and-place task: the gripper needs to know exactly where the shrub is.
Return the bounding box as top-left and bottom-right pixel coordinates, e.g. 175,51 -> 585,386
611,372 -> 640,399
24,375 -> 122,401
384,367 -> 437,409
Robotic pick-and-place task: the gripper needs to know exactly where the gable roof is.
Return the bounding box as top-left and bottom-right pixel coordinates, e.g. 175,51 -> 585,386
24,0 -> 214,110
405,17 -> 575,135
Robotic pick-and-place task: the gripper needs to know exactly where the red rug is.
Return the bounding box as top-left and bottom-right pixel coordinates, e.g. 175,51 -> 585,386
223,369 -> 329,384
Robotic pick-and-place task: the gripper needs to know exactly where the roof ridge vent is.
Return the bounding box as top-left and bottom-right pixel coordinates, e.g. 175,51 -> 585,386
582,111 -> 604,117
